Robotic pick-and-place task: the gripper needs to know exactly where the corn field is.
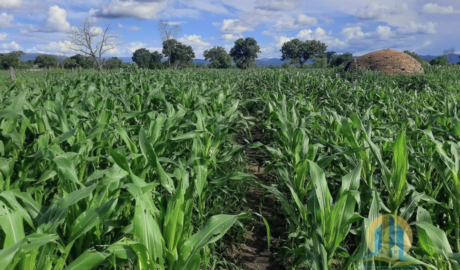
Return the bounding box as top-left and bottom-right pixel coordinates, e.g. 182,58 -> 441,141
1,67 -> 460,269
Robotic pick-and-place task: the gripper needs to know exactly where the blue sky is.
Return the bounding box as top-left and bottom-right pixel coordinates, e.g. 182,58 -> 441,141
1,0 -> 459,59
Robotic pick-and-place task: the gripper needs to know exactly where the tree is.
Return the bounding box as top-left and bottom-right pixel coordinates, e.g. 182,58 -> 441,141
282,61 -> 292,69
280,39 -> 327,66
34,55 -> 58,68
62,58 -> 78,69
162,39 -> 195,69
204,46 -> 232,69
69,54 -> 95,69
329,52 -> 354,67
444,48 -> 455,63
158,20 -> 181,67
229,37 -> 261,69
67,18 -> 120,72
104,57 -> 123,70
0,51 -> 24,69
132,48 -> 151,69
326,51 -> 336,64
150,51 -> 163,69
312,57 -> 328,68
430,56 -> 449,66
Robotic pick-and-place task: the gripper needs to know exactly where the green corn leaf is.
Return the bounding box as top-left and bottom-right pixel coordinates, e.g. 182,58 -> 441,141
178,215 -> 239,269
64,251 -> 110,270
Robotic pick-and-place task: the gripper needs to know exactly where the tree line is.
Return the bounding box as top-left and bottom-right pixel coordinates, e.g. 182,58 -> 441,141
0,17 -> 458,71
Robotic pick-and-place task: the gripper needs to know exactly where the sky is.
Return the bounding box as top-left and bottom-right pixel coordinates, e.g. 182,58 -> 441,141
0,0 -> 459,59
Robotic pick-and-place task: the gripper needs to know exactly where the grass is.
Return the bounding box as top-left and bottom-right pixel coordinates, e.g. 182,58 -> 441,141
0,66 -> 460,269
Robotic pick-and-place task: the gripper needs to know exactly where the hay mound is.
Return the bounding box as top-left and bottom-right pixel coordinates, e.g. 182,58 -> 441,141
345,49 -> 424,75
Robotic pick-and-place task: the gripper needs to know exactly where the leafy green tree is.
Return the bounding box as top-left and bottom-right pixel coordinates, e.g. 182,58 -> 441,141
329,53 -> 354,67
132,48 -> 151,69
70,54 -> 96,69
430,56 -> 449,66
282,61 -> 292,69
0,51 -> 25,69
34,55 -> 58,68
62,58 -> 78,69
162,39 -> 195,69
280,39 -> 327,66
312,57 -> 328,68
204,46 -> 232,69
326,51 -> 336,64
229,37 -> 261,69
149,51 -> 163,69
104,57 -> 123,70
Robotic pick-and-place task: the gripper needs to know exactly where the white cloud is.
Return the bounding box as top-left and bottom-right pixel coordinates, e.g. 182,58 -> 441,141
94,0 -> 170,20
179,34 -> 211,47
272,14 -> 317,30
376,26 -> 393,40
297,27 -> 346,48
255,0 -> 299,11
44,6 -> 71,32
356,3 -> 408,20
341,26 -> 365,40
219,19 -> 254,34
422,3 -> 459,14
180,0 -> 228,14
222,34 -> 243,42
27,41 -> 74,55
0,33 -> 8,41
27,6 -> 70,32
396,22 -> 436,35
178,34 -> 211,58
1,41 -> 22,52
0,13 -> 14,28
0,0 -> 22,9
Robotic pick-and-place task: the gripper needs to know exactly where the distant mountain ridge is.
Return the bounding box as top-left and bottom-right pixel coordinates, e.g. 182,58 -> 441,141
20,53 -> 460,67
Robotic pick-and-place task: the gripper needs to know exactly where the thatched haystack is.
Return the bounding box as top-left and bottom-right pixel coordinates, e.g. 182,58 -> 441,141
345,49 -> 424,75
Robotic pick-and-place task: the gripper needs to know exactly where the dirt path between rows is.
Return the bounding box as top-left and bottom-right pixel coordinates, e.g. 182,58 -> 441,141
226,128 -> 286,270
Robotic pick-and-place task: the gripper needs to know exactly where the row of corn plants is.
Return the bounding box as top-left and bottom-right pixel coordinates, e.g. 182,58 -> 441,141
0,70 -> 254,269
1,66 -> 460,269
242,67 -> 460,269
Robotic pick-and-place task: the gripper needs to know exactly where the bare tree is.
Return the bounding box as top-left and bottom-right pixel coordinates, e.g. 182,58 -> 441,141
158,20 -> 181,66
444,47 -> 455,64
67,18 -> 121,72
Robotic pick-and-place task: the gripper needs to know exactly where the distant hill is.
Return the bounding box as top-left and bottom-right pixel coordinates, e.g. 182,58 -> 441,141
20,53 -> 459,66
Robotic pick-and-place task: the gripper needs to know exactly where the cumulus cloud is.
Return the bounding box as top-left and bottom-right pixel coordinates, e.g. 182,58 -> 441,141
0,0 -> 22,9
255,0 -> 299,11
272,14 -> 317,30
0,13 -> 14,28
219,19 -> 254,34
94,0 -> 171,20
356,3 -> 408,20
179,34 -> 211,47
26,41 -> 74,55
297,27 -> 346,48
44,6 -> 71,32
422,3 -> 459,14
222,34 -> 243,42
1,41 -> 22,52
0,33 -> 8,41
27,6 -> 70,32
396,22 -> 436,35
180,0 -> 228,14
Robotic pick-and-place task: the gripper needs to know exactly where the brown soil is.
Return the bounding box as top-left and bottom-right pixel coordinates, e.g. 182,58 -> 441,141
226,127 -> 286,270
345,49 -> 424,75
